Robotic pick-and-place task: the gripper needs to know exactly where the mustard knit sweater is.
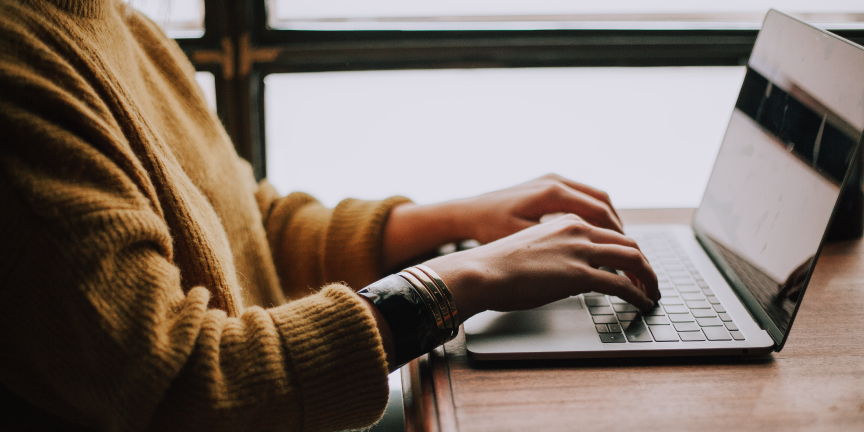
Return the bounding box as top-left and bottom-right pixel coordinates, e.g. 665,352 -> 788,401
0,1 -> 411,430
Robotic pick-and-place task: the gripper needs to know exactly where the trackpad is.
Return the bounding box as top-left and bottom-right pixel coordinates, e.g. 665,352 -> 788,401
464,297 -> 596,355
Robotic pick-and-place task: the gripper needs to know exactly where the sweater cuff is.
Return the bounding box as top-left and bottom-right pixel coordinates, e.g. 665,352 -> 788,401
269,285 -> 389,431
323,196 -> 412,289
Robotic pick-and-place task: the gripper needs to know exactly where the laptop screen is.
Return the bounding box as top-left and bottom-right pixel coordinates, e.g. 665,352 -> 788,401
692,10 -> 864,348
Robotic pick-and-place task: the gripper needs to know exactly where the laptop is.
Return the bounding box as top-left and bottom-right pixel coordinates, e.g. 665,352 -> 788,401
464,9 -> 864,360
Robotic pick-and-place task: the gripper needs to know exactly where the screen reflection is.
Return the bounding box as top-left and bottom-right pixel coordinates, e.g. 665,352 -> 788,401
693,11 -> 864,337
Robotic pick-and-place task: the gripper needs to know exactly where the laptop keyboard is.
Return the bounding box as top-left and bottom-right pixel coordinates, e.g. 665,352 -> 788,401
588,232 -> 745,343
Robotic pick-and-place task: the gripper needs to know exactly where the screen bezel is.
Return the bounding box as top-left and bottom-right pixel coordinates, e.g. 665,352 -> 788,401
690,9 -> 864,350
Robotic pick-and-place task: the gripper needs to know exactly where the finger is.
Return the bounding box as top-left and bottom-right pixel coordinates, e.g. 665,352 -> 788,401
583,225 -> 643,253
539,212 -> 575,224
585,243 -> 659,303
583,268 -> 654,311
540,185 -> 624,233
543,174 -> 622,222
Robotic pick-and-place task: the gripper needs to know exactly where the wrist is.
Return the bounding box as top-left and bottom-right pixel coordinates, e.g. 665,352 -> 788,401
424,251 -> 489,321
383,200 -> 475,270
358,274 -> 452,370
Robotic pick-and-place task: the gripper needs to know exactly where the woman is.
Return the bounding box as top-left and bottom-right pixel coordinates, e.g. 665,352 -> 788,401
0,1 -> 658,430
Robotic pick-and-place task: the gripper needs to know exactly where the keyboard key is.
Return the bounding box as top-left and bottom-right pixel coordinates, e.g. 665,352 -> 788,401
593,316 -> 618,324
613,304 -> 638,312
725,322 -> 739,331
623,321 -> 654,342
663,305 -> 689,314
608,323 -> 623,333
645,315 -> 671,325
713,305 -> 727,313
609,296 -> 628,304
668,313 -> 695,322
697,317 -> 723,327
595,324 -> 610,333
697,281 -> 710,288
686,300 -> 712,309
672,278 -> 694,285
617,312 -> 642,321
702,289 -> 716,296
585,297 -> 609,307
681,293 -> 704,301
649,325 -> 680,342
706,296 -> 721,304
718,313 -> 733,322
659,297 -> 683,305
589,306 -> 614,315
691,309 -> 717,318
599,333 -> 626,343
676,285 -> 701,293
673,322 -> 700,332
730,331 -> 745,340
679,331 -> 706,341
703,327 -> 732,341
659,282 -> 675,289
659,289 -> 677,297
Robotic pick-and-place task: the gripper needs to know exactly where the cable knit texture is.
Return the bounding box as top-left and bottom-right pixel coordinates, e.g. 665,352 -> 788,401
0,0 -> 411,430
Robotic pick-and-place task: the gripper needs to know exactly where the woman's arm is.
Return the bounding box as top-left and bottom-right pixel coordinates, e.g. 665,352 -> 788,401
374,175 -> 657,372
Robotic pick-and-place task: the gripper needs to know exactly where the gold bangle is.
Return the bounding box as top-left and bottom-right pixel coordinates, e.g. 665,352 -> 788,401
404,267 -> 454,332
415,264 -> 459,330
397,271 -> 445,331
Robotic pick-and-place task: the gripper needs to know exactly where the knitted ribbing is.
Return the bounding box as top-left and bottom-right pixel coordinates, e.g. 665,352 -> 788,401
0,0 -> 399,430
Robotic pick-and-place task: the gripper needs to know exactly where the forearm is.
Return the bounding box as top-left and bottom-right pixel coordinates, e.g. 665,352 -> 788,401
381,201 -> 473,271
382,202 -> 462,271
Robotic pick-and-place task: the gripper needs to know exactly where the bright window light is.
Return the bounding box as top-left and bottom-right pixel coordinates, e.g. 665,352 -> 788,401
265,67 -> 746,209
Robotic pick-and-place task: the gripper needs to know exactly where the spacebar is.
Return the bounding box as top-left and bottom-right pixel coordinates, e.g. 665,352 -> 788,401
623,321 -> 653,342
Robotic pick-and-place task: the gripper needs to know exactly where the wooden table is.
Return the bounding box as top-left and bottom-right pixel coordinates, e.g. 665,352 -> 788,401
401,208 -> 864,432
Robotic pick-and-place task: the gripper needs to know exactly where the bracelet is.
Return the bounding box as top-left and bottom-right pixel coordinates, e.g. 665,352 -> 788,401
402,267 -> 455,335
356,266 -> 459,368
357,274 -> 445,368
415,264 -> 460,332
401,265 -> 459,341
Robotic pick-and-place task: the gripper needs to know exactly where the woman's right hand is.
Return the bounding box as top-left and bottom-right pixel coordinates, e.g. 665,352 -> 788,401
424,214 -> 660,321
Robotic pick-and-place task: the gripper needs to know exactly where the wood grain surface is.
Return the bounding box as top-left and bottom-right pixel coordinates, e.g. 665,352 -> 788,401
402,208 -> 864,432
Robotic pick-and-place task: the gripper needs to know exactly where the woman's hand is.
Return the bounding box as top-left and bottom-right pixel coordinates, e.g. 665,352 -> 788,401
382,174 -> 623,270
424,214 -> 659,321
452,173 -> 624,243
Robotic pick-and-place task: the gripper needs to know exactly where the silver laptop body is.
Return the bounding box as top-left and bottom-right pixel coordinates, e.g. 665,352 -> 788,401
465,10 -> 864,360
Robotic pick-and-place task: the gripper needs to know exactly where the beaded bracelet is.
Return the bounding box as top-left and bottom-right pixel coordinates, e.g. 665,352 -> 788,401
357,266 -> 458,368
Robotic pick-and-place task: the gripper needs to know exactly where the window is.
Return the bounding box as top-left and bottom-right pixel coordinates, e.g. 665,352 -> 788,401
150,1 -> 863,206
264,67 -> 745,208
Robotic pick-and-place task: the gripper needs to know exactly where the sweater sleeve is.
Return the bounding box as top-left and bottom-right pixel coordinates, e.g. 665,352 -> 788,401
0,107 -> 390,432
256,180 -> 411,299
0,18 -> 389,432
